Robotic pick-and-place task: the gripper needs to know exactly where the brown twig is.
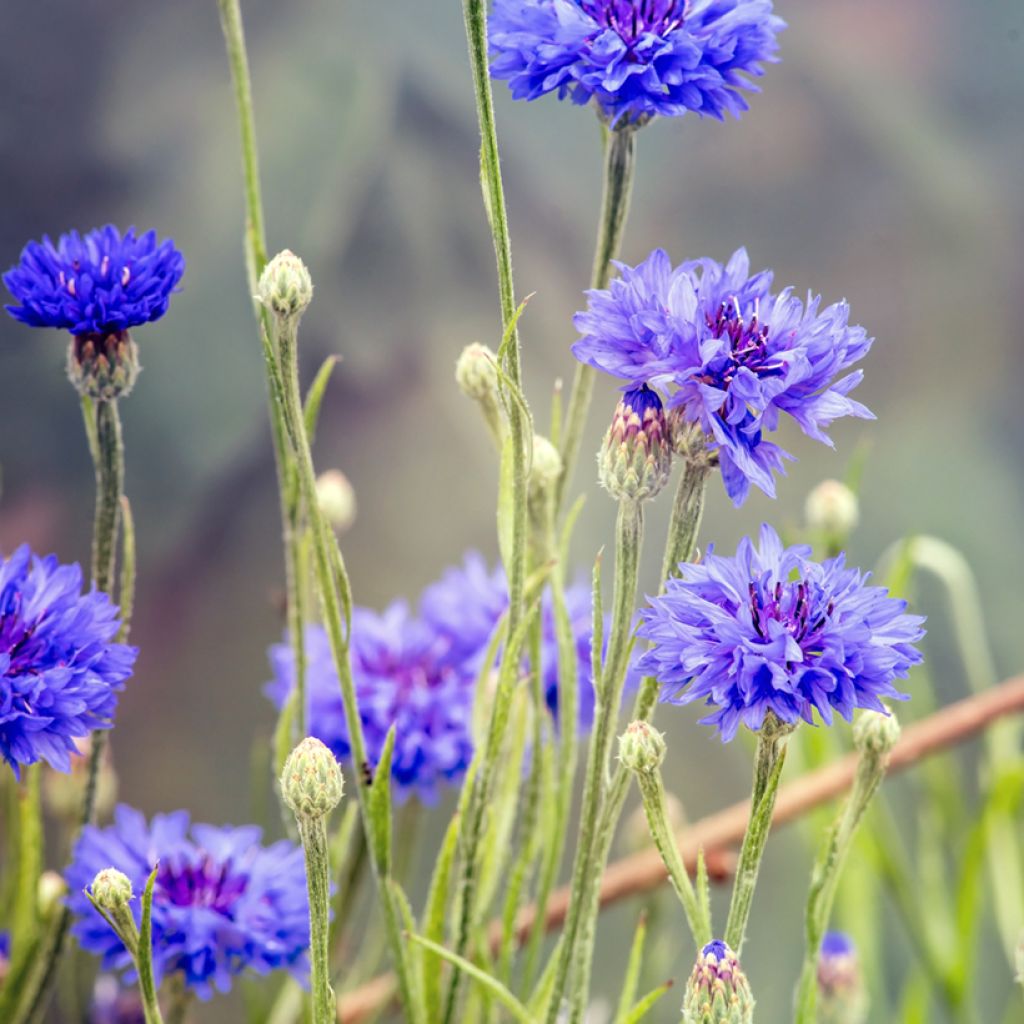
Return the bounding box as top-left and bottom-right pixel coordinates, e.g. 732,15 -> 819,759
338,675 -> 1024,1023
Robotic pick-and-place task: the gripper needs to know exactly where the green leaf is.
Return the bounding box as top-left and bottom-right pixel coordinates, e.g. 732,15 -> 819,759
621,981 -> 674,1023
303,355 -> 338,445
497,434 -> 515,573
613,913 -> 648,1024
527,934 -> 564,1018
407,934 -> 533,1024
367,725 -> 396,875
422,810 -> 462,1021
389,879 -> 424,1006
116,497 -> 136,643
137,867 -> 161,1022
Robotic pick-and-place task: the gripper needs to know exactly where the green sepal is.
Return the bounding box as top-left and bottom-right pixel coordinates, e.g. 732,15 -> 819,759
366,725 -> 396,875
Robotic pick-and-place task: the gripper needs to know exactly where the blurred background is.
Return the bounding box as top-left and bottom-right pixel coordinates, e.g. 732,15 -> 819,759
1,0 -> 1022,1019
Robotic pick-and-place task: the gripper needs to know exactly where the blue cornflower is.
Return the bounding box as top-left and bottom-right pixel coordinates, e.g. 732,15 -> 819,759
89,975 -> 145,1024
489,0 -> 784,125
818,931 -> 866,1018
637,525 -> 925,741
266,603 -> 477,804
0,546 -> 136,779
65,805 -> 309,1000
4,226 -> 183,336
573,248 -> 874,505
420,551 -> 617,730
0,929 -> 10,983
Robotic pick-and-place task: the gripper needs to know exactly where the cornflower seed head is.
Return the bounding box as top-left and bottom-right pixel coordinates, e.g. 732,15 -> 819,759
316,469 -> 357,533
281,737 -> 344,821
259,250 -> 313,323
853,708 -> 900,758
455,342 -> 500,402
618,720 -> 666,775
817,932 -> 867,1024
90,868 -> 133,912
683,941 -> 754,1024
599,384 -> 672,502
805,480 -> 859,539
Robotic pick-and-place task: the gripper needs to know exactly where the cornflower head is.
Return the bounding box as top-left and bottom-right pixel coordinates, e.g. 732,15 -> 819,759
573,248 -> 874,505
818,932 -> 867,1024
65,806 -> 309,999
4,225 -> 184,399
489,1 -> 784,125
683,940 -> 754,1024
0,545 -> 136,778
637,524 -> 925,740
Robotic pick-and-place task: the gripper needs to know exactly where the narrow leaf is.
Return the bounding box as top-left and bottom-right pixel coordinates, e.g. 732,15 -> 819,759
613,913 -> 648,1024
303,355 -> 338,444
367,725 -> 396,875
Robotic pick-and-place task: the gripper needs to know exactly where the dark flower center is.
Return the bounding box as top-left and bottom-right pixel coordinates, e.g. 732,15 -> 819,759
748,578 -> 833,647
579,0 -> 689,42
704,299 -> 785,388
0,588 -> 47,682
155,856 -> 249,914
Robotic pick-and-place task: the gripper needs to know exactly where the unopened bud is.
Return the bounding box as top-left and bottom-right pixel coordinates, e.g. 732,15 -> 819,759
38,871 -> 67,919
259,250 -> 313,323
67,331 -> 140,400
455,343 -> 500,402
90,868 -> 133,912
683,941 -> 754,1024
805,480 -> 859,540
530,435 -> 562,494
281,737 -> 344,821
618,721 -> 666,775
817,932 -> 868,1024
853,709 -> 900,758
598,385 -> 672,503
316,470 -> 356,533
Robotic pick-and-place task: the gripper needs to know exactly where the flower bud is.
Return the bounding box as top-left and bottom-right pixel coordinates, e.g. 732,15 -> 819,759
455,343 -> 500,402
281,737 -> 345,821
598,385 -> 672,503
817,932 -> 868,1024
530,435 -> 562,494
683,941 -> 754,1024
90,868 -> 133,912
853,709 -> 900,758
316,469 -> 357,533
38,871 -> 67,919
805,480 -> 859,541
618,721 -> 666,775
66,331 -> 140,400
259,250 -> 313,323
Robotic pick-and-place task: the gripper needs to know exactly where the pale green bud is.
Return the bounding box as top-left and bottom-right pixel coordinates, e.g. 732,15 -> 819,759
38,871 -> 67,918
281,737 -> 345,821
853,709 -> 900,758
530,435 -> 562,493
455,342 -> 500,402
316,469 -> 357,533
67,331 -> 140,400
90,868 -> 133,912
683,942 -> 754,1024
259,249 -> 313,323
618,721 -> 667,775
805,480 -> 859,539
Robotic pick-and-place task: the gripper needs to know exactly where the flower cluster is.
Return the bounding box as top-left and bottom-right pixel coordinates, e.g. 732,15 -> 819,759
4,226 -> 184,336
0,546 -> 136,778
489,0 -> 784,125
638,525 -> 925,741
65,806 -> 309,999
573,248 -> 874,505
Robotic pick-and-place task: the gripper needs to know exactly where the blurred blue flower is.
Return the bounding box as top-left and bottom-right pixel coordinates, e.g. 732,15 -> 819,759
267,603 -> 477,804
0,545 -> 136,779
0,929 -> 10,979
89,975 -> 145,1024
489,0 -> 784,125
4,225 -> 184,336
65,806 -> 309,1000
637,525 -> 925,740
820,931 -> 856,959
573,248 -> 874,505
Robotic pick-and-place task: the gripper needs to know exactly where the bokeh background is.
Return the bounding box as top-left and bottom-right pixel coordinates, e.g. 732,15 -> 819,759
1,0 -> 1022,1019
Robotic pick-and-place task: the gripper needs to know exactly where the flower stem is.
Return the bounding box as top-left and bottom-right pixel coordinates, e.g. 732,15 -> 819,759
546,499 -> 643,1024
297,815 -> 336,1024
793,740 -> 894,1022
556,125 -> 637,515
724,720 -> 790,953
660,453 -> 711,584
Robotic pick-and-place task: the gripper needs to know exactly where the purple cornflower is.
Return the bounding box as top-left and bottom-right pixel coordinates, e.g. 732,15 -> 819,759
637,525 -> 925,741
489,0 -> 784,125
4,226 -> 183,336
0,546 -> 136,779
573,248 -> 874,505
266,603 -> 477,805
65,806 -> 309,999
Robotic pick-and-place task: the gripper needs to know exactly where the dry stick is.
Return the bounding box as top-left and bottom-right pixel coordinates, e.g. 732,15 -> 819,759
337,675 -> 1024,1024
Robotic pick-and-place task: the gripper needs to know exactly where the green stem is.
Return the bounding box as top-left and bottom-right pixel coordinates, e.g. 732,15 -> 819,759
660,455 -> 711,584
298,816 -> 335,1024
793,745 -> 894,1022
634,766 -> 710,949
547,500 -> 643,1024
724,720 -> 790,953
556,125 -> 637,514
11,768 -> 42,951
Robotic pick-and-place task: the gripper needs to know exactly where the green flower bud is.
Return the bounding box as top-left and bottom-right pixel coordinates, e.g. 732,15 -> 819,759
530,435 -> 562,494
805,480 -> 859,541
455,342 -> 500,402
281,737 -> 345,821
316,469 -> 357,533
90,868 -> 133,912
38,871 -> 67,919
259,250 -> 313,323
853,709 -> 900,758
618,721 -> 667,775
818,933 -> 868,1024
67,331 -> 140,400
683,941 -> 754,1024
598,385 -> 672,503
